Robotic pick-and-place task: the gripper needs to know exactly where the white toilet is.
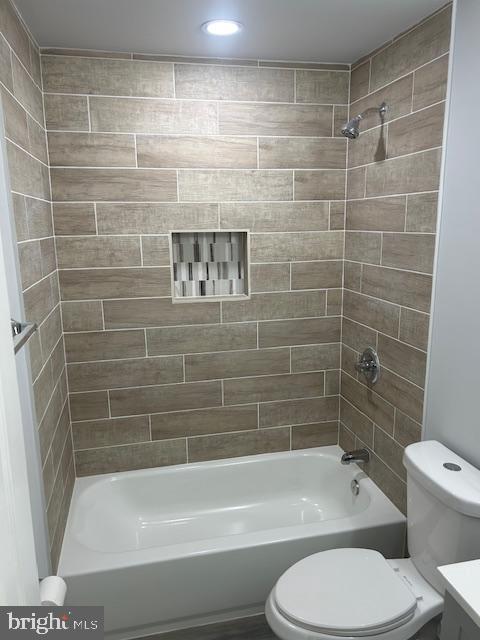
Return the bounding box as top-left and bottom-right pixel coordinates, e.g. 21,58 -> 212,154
266,440 -> 480,640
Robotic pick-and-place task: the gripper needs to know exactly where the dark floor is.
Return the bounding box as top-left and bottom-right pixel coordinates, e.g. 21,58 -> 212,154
140,615 -> 277,639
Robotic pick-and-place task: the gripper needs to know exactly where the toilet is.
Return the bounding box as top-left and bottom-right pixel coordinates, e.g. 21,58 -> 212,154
266,440 -> 480,640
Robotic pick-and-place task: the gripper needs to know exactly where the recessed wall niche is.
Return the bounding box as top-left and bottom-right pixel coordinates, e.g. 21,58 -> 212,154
170,231 -> 250,302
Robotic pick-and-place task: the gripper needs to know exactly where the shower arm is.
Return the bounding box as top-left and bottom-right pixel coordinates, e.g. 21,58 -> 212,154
354,102 -> 388,122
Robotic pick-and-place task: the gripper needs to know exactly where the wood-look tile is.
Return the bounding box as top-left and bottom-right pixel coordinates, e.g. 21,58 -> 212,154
333,105 -> 349,138
42,55 -> 174,97
185,348 -> 290,382
259,396 -> 339,428
251,263 -> 290,293
342,317 -> 377,353
178,170 -> 293,202
151,405 -> 258,440
90,96 -> 218,134
28,116 -> 48,164
382,233 -> 435,274
220,202 -> 329,232
295,70 -> 349,104
59,267 -> 170,300
110,380 -> 222,416
399,308 -> 430,351
377,334 -> 427,388
340,398 -> 374,448
365,452 -> 407,514
366,149 -> 442,197
294,170 -> 346,200
39,305 -> 62,356
222,291 -> 326,322
24,274 -> 57,325
70,390 -> 109,421
350,61 -> 370,102
12,54 -> 43,123
291,343 -> 340,372
68,355 -> 183,392
104,297 -> 220,329
251,231 -> 343,263
137,135 -> 257,169
75,439 -> 186,476
291,261 -> 342,290
218,103 -> 333,136
44,94 -> 89,131
362,264 -> 432,313
326,289 -> 342,316
56,236 -> 141,268
147,323 -> 257,356
0,0 -> 34,71
62,301 -> 103,332
72,416 -> 150,450
18,240 -> 41,289
345,231 -> 381,264
65,329 -> 145,363
387,103 -> 445,158
373,427 -> 406,481
224,372 -> 324,405
53,203 -> 97,236
174,64 -> 294,102
51,168 -> 177,202
141,236 -> 170,267
25,197 -> 53,240
329,202 -> 345,230
348,125 -> 387,169
187,427 -> 290,463
292,422 -> 338,449
344,261 -> 362,293
0,30 -> 13,91
346,197 -> 406,231
347,166 -> 366,200
370,6 -> 451,91
7,141 -> 50,200
259,137 -> 346,169
341,371 -> 395,433
96,203 -> 218,234
259,317 -> 341,348
413,54 -> 449,111
343,289 -> 399,337
48,132 -> 136,167
394,411 -> 422,447
350,75 -> 414,131
373,367 -> 424,423
2,87 -> 29,149
406,192 -> 438,233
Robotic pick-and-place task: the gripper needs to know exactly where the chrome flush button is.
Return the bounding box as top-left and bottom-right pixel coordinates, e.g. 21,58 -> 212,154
443,462 -> 462,471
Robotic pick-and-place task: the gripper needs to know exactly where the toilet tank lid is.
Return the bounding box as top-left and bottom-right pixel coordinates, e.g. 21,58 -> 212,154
404,441 -> 480,517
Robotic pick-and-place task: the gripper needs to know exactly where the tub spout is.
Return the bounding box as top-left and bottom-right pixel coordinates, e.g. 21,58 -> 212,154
341,449 -> 370,465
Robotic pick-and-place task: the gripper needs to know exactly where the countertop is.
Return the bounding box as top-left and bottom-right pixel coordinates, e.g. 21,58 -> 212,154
439,559 -> 480,628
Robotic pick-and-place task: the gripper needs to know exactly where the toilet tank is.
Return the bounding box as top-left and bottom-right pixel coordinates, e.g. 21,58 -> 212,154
403,440 -> 480,593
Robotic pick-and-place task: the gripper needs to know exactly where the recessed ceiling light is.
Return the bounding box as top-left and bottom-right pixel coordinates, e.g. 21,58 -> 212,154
202,20 -> 243,36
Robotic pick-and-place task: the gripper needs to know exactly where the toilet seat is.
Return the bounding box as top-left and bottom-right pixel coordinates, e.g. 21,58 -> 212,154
267,551 -> 444,640
274,549 -> 417,637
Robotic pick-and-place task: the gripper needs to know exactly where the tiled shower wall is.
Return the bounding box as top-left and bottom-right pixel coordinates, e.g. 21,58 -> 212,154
340,4 -> 452,512
0,0 -> 72,569
41,52 -> 350,475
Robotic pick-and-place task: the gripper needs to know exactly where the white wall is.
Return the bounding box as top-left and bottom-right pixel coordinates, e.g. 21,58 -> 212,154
424,0 -> 480,467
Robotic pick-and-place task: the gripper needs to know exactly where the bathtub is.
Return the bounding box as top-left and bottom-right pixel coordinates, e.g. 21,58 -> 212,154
58,445 -> 406,639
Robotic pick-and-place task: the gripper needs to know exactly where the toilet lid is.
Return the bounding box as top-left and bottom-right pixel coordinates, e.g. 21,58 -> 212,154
274,549 -> 418,637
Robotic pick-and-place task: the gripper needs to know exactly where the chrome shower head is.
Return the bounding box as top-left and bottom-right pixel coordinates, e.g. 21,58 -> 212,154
341,115 -> 362,139
341,102 -> 388,140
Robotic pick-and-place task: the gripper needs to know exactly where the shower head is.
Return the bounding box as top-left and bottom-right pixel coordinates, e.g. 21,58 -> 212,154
341,102 -> 388,140
341,115 -> 362,139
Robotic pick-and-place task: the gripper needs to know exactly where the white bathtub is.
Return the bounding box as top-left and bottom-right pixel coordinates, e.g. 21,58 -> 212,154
58,445 -> 406,639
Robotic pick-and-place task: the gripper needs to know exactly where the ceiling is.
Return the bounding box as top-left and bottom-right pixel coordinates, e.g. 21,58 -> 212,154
14,0 -> 448,64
